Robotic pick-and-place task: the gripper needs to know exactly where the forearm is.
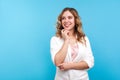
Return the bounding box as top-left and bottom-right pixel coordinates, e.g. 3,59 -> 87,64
55,39 -> 69,66
70,61 -> 89,70
58,61 -> 89,71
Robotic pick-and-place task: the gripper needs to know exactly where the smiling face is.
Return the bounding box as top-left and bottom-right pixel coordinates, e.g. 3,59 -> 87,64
61,11 -> 75,31
56,8 -> 85,42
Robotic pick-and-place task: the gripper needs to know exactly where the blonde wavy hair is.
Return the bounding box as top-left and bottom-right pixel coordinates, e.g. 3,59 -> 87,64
56,7 -> 86,43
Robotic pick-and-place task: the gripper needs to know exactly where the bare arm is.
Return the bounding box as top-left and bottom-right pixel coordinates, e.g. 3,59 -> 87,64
58,61 -> 89,70
55,39 -> 69,66
70,61 -> 89,70
55,29 -> 70,66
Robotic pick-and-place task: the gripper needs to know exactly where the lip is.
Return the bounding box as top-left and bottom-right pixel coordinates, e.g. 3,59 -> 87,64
64,23 -> 71,27
64,25 -> 70,28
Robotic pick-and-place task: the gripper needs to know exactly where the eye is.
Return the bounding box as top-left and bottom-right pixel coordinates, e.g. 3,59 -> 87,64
61,17 -> 65,20
68,16 -> 72,19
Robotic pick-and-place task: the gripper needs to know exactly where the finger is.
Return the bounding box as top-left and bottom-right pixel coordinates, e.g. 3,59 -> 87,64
57,63 -> 62,67
61,29 -> 65,33
60,68 -> 65,71
67,32 -> 69,35
58,64 -> 64,69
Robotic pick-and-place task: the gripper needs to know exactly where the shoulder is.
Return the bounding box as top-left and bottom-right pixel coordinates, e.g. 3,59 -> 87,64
50,36 -> 62,42
50,36 -> 63,47
84,36 -> 92,47
84,36 -> 89,41
81,36 -> 90,45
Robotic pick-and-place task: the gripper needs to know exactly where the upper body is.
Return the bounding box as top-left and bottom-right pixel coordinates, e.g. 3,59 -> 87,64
50,36 -> 94,80
50,7 -> 94,80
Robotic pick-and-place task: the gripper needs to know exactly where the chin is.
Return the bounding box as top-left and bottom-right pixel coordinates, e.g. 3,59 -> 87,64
64,28 -> 70,30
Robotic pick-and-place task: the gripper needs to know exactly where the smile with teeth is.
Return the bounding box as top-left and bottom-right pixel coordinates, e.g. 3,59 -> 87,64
64,23 -> 71,27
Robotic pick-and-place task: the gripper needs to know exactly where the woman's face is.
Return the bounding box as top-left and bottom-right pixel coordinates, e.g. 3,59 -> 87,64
61,11 -> 75,31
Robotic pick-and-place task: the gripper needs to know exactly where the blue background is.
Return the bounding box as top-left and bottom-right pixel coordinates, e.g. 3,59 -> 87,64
0,0 -> 120,80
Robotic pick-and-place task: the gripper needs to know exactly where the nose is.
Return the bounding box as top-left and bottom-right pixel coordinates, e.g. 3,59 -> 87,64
64,18 -> 69,23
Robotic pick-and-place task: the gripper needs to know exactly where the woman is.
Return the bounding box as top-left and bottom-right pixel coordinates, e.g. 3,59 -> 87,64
50,7 -> 94,80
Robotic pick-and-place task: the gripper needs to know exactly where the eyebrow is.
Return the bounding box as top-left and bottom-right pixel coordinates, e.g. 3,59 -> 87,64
62,15 -> 73,17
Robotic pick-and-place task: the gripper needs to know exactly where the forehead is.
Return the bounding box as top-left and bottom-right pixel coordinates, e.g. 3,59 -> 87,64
62,11 -> 74,17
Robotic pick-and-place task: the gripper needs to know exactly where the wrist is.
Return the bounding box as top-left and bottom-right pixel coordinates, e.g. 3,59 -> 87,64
64,38 -> 70,43
68,62 -> 74,69
70,62 -> 78,69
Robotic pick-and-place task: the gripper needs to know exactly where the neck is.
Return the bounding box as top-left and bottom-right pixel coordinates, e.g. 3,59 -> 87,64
68,30 -> 75,37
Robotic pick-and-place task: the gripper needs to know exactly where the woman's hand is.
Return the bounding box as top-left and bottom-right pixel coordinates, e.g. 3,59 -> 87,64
58,62 -> 73,71
61,29 -> 70,40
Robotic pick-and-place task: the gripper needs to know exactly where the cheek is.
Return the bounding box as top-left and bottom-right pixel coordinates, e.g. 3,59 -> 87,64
71,19 -> 75,23
61,20 -> 64,24
61,21 -> 64,27
71,20 -> 75,26
61,21 -> 63,24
